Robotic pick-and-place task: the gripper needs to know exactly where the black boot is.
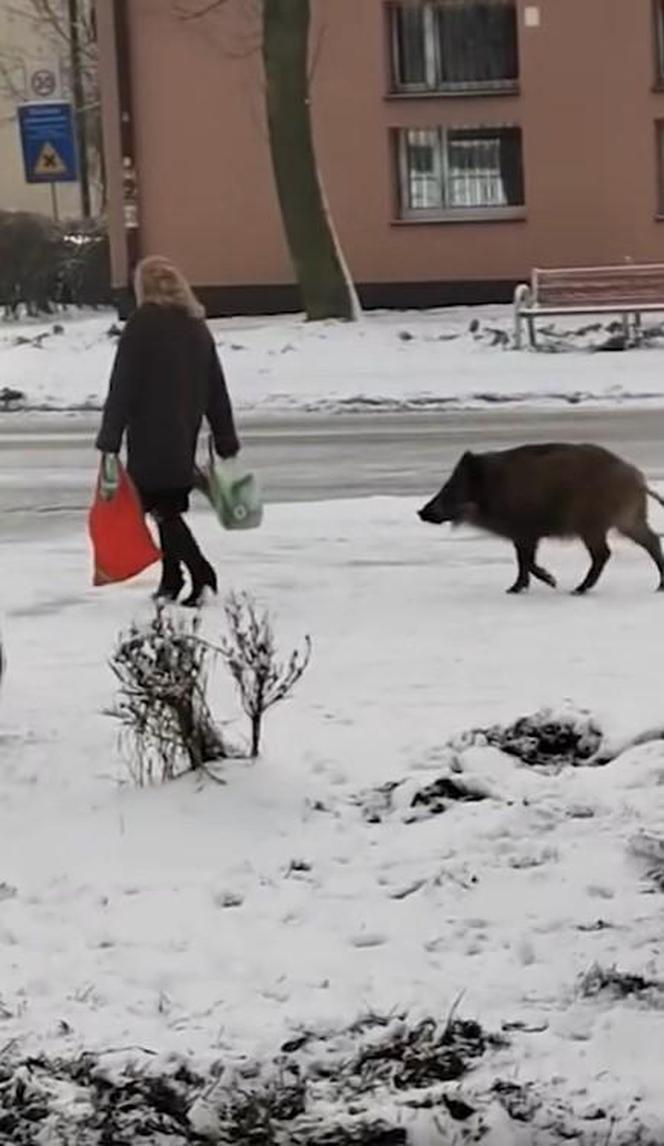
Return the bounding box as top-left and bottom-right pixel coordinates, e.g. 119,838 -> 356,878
162,516 -> 218,608
154,527 -> 185,602
181,560 -> 217,608
153,561 -> 185,603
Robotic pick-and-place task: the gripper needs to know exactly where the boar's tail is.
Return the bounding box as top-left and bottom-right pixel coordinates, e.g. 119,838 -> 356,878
646,486 -> 664,509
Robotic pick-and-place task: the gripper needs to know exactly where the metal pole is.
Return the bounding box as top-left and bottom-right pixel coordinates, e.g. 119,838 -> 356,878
50,184 -> 60,223
68,0 -> 91,217
113,0 -> 141,289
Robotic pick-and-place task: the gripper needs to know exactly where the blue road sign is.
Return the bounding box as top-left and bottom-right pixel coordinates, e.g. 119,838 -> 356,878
18,101 -> 79,184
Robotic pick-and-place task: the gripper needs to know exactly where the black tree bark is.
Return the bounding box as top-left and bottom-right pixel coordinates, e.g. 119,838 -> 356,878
262,0 -> 356,321
68,0 -> 92,217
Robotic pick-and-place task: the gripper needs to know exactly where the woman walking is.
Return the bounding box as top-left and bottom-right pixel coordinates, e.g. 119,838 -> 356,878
96,256 -> 239,606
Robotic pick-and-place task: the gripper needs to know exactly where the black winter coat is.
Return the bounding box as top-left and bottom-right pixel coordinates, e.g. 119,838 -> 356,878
96,303 -> 239,491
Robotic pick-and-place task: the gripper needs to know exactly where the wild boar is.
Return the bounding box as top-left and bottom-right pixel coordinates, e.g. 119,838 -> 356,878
418,443 -> 664,594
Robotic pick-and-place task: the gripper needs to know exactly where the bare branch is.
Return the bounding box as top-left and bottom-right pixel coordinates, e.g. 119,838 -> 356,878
219,592 -> 311,758
27,0 -> 70,47
109,606 -> 228,785
172,0 -> 260,56
176,0 -> 229,20
25,0 -> 98,63
0,55 -> 27,104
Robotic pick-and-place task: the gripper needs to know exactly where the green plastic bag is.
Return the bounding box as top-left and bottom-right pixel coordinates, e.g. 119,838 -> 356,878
206,455 -> 263,531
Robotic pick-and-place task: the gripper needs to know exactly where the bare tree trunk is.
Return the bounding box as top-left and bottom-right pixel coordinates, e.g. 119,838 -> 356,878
262,0 -> 356,321
250,712 -> 262,758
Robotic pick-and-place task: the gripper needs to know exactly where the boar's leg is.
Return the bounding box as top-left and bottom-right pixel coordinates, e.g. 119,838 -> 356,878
530,560 -> 557,589
619,522 -> 664,590
507,541 -> 536,593
573,532 -> 611,594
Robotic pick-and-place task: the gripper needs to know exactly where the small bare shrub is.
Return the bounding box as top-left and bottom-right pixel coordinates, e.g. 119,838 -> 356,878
109,605 -> 226,785
219,592 -> 311,757
578,963 -> 664,1002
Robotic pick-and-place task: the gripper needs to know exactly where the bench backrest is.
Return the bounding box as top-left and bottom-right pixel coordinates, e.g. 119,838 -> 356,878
533,263 -> 664,307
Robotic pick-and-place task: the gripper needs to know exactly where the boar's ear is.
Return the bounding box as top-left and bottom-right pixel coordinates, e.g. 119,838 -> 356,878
458,451 -> 482,488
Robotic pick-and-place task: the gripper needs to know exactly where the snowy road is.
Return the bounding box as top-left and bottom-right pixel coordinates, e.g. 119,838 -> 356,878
2,405 -> 664,539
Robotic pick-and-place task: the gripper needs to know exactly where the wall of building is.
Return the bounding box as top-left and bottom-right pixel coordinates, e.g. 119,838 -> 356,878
100,0 -> 664,305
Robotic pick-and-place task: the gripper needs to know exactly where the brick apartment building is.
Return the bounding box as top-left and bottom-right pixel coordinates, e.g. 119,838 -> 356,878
97,0 -> 664,315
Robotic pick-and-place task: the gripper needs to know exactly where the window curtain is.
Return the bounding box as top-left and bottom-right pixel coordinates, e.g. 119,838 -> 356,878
395,4 -> 428,85
437,0 -> 518,86
498,128 -> 524,205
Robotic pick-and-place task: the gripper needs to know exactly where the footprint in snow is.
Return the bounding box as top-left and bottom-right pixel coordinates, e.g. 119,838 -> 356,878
350,932 -> 387,949
213,890 -> 244,909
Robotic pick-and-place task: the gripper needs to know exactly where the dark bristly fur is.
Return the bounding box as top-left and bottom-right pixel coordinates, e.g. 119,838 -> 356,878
418,443 -> 664,595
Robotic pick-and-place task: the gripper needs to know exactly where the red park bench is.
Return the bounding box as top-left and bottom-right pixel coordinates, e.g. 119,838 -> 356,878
513,263 -> 664,349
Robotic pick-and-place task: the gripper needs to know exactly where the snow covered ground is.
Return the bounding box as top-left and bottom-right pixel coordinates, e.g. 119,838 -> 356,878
4,304 -> 664,414
2,497 -> 664,1140
3,299 -> 664,1138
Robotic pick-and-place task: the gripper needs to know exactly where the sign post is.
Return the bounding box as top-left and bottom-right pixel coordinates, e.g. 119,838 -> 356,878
17,101 -> 79,219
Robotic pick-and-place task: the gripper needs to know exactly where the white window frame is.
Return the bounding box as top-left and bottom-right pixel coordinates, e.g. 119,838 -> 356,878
398,128 -> 444,211
390,0 -> 520,96
397,126 -> 526,222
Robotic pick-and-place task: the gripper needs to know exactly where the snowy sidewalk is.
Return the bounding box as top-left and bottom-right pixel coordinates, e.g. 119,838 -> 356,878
4,305 -> 664,413
2,499 -> 664,1139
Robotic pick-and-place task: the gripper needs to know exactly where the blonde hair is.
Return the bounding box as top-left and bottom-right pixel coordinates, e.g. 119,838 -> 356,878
134,256 -> 205,319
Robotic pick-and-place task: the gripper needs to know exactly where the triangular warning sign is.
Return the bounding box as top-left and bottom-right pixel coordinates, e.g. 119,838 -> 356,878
33,141 -> 67,176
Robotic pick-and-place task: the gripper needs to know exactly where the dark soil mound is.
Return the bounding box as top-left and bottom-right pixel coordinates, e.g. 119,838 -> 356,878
483,709 -> 603,770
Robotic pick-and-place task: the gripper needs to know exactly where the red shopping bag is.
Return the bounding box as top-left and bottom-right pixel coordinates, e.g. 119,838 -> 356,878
88,462 -> 161,586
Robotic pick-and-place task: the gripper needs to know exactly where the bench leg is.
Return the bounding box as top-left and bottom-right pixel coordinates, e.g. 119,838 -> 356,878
514,310 -> 523,350
527,315 -> 537,348
513,284 -> 534,351
634,312 -> 643,344
621,313 -> 631,345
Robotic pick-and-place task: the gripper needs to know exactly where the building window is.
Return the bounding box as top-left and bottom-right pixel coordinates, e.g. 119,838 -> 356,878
390,1 -> 519,95
655,0 -> 664,85
397,125 -> 525,220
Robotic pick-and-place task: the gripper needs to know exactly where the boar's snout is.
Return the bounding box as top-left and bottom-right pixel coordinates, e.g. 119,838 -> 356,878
418,496 -> 446,524
419,454 -> 480,526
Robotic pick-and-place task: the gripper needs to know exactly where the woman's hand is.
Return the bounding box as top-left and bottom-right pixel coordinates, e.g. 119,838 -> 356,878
99,453 -> 120,501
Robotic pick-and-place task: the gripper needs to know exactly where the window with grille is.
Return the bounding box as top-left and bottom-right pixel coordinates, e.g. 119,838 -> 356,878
391,1 -> 519,94
397,125 -> 525,219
